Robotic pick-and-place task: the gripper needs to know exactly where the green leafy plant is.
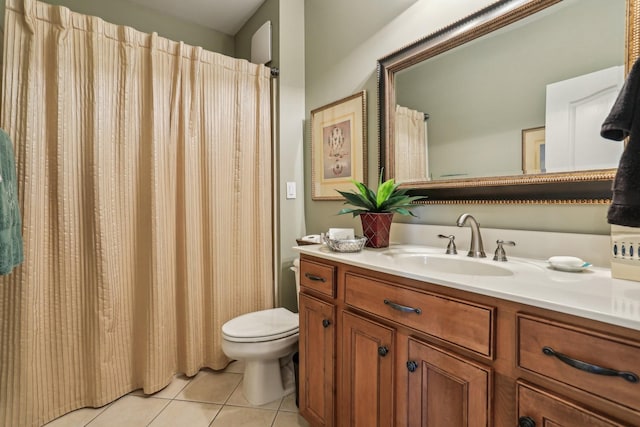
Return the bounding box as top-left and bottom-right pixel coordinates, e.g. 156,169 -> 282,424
336,171 -> 424,217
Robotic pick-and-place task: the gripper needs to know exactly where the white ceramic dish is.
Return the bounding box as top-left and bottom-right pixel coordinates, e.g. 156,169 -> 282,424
547,256 -> 592,272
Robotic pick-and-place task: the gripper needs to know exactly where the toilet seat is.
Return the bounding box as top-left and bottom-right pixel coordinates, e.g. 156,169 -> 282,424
222,307 -> 299,343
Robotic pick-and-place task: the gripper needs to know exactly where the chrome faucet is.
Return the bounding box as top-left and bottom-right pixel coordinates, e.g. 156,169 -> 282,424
456,213 -> 486,258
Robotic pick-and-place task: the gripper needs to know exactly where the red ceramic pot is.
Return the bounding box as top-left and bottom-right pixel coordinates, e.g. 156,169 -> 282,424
360,212 -> 394,248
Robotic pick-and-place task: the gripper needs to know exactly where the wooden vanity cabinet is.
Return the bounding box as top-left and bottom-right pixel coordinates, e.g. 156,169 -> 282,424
342,270 -> 494,427
299,255 -> 494,427
297,254 -> 640,427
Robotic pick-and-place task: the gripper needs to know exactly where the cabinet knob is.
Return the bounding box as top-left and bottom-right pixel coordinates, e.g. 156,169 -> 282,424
406,360 -> 418,372
378,346 -> 389,357
518,416 -> 535,427
322,319 -> 331,328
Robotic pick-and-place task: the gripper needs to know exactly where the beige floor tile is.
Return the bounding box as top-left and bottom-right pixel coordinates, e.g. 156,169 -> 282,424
209,406 -> 276,427
225,384 -> 282,409
87,395 -> 169,427
44,405 -> 110,427
146,375 -> 191,399
148,400 -> 222,427
128,388 -> 146,397
223,360 -> 245,374
278,393 -> 299,412
272,411 -> 310,427
129,375 -> 192,399
175,370 -> 242,404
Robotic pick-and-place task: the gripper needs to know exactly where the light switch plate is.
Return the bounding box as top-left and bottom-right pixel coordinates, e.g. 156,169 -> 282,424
286,182 -> 296,199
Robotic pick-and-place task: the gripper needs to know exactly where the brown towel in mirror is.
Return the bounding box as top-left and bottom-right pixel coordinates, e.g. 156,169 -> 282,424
601,57 -> 640,227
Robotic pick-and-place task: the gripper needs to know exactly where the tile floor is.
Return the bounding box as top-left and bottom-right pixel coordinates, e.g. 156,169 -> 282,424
44,361 -> 309,427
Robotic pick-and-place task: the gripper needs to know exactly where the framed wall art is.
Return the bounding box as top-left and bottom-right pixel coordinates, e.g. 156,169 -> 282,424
311,91 -> 367,200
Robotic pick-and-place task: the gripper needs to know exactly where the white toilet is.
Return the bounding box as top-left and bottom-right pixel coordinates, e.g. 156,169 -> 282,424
221,259 -> 301,405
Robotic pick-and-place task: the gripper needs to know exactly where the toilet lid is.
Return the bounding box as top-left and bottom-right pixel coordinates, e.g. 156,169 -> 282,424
222,308 -> 299,343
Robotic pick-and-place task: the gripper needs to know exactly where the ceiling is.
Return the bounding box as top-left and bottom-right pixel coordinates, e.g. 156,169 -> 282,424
126,0 -> 267,35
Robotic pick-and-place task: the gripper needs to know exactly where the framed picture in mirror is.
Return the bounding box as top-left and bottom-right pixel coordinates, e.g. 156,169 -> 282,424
522,127 -> 546,175
311,91 -> 367,200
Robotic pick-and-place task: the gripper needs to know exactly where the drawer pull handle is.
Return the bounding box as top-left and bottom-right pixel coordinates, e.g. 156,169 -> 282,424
542,346 -> 639,383
384,299 -> 422,315
406,360 -> 418,372
322,319 -> 331,328
305,273 -> 326,282
378,346 -> 389,357
517,416 -> 536,427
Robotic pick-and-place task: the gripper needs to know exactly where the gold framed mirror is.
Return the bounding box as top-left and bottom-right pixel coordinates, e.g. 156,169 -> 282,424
378,0 -> 640,203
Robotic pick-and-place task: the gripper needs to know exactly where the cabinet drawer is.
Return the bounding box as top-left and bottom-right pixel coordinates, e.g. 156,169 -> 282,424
345,273 -> 494,356
517,381 -> 626,427
300,259 -> 336,298
518,314 -> 640,412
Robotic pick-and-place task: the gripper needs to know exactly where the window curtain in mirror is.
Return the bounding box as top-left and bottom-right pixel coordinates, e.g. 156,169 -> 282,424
395,105 -> 429,182
0,1 -> 273,426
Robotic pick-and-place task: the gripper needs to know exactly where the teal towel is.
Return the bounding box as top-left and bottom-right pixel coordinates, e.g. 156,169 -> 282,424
0,129 -> 23,275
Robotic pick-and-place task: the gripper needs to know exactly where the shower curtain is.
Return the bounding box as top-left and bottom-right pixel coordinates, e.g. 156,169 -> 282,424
395,105 -> 429,182
0,1 -> 274,426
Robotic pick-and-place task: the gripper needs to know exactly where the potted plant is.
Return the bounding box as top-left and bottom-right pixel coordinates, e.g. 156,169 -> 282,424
336,172 -> 423,248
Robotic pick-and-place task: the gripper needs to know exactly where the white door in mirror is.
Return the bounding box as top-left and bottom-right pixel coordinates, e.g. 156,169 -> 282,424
547,256 -> 592,272
545,66 -> 624,173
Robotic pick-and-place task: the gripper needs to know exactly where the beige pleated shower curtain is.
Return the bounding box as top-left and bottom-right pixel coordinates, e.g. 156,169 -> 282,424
0,0 -> 274,425
395,105 -> 429,182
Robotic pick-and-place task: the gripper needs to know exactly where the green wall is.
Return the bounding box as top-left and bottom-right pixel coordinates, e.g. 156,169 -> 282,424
1,0 -> 234,55
304,0 -> 611,236
272,0 -> 306,312
235,0 -> 279,65
236,0 -> 306,313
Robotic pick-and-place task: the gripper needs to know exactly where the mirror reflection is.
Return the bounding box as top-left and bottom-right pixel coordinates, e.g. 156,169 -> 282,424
392,0 -> 625,184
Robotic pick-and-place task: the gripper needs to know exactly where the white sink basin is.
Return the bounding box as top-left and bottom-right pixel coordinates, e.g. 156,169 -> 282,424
379,247 -> 442,257
381,249 -> 514,277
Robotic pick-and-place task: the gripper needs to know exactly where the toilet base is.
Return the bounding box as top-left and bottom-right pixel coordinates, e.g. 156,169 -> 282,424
242,358 -> 294,405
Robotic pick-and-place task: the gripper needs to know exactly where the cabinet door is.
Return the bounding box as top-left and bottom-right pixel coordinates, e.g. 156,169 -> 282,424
516,381 -> 626,427
340,311 -> 395,427
406,338 -> 491,427
299,293 -> 336,427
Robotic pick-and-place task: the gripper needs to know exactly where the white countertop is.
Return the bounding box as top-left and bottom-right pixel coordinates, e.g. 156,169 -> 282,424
295,243 -> 640,332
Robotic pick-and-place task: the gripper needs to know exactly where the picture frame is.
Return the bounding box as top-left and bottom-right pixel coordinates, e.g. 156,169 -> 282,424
522,126 -> 546,174
311,91 -> 367,200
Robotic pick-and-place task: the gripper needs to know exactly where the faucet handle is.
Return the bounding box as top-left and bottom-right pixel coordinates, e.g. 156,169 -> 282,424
493,240 -> 516,262
438,234 -> 457,255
